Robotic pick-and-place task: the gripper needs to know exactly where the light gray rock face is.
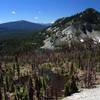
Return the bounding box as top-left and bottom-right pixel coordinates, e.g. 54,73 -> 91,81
41,8 -> 100,49
42,24 -> 100,49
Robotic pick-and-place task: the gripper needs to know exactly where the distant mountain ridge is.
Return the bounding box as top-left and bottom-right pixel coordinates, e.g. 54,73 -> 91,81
0,20 -> 49,31
0,20 -> 50,40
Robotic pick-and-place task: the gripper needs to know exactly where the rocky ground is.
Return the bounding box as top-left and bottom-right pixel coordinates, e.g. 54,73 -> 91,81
62,85 -> 100,100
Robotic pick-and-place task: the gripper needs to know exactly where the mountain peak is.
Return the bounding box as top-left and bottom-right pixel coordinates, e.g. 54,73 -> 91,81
81,8 -> 100,24
41,8 -> 100,49
84,8 -> 97,12
15,20 -> 35,24
0,20 -> 49,31
83,8 -> 99,16
54,8 -> 100,27
15,20 -> 30,22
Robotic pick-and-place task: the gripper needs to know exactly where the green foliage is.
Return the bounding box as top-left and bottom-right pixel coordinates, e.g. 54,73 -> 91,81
64,63 -> 78,96
0,31 -> 44,55
0,88 -> 2,100
16,85 -> 28,100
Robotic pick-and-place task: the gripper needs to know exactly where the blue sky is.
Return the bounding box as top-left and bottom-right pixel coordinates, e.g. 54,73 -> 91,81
0,0 -> 100,23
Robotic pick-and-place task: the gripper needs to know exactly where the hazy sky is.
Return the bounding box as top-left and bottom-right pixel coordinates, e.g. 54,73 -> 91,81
0,0 -> 100,23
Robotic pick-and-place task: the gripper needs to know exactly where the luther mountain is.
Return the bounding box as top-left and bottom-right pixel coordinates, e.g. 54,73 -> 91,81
41,8 -> 100,49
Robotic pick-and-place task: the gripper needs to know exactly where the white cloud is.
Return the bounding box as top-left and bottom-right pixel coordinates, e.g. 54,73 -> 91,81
11,11 -> 16,15
34,17 -> 39,20
51,21 -> 55,24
